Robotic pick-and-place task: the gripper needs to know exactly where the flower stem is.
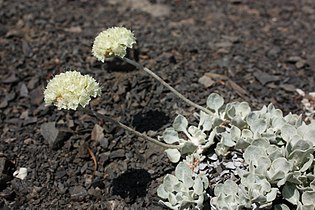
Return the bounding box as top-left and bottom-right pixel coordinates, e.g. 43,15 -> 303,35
79,107 -> 180,149
122,57 -> 212,115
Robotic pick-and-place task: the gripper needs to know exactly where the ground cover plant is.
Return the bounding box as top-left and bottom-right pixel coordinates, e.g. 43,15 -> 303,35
43,27 -> 315,210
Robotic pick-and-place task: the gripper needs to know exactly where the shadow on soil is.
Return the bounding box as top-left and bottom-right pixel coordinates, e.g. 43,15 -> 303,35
112,169 -> 151,203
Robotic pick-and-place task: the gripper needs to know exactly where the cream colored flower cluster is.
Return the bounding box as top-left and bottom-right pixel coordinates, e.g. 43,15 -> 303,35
44,71 -> 101,110
92,27 -> 136,61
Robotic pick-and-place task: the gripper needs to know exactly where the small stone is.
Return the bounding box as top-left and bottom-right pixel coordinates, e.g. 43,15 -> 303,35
40,122 -> 72,150
267,46 -> 281,60
99,138 -> 109,149
110,149 -> 125,159
55,169 -> 67,179
57,182 -> 66,194
0,98 -> 8,108
198,75 -> 215,88
3,74 -> 18,83
20,83 -> 29,97
286,56 -> 302,63
91,124 -> 104,142
29,86 -> 44,105
88,187 -> 101,197
69,186 -> 87,201
215,41 -> 233,48
280,84 -> 296,92
295,59 -> 306,69
24,138 -> 33,144
253,70 -> 280,85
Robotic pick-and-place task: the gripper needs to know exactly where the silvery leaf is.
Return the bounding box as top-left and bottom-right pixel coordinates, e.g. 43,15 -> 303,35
207,93 -> 224,111
267,145 -> 284,162
242,129 -> 253,138
249,118 -> 267,134
214,180 -> 238,196
221,133 -> 235,147
272,117 -> 287,130
159,201 -> 179,210
266,188 -> 278,202
163,174 -> 179,192
274,204 -> 290,210
173,115 -> 188,132
193,176 -> 204,195
165,149 -> 181,163
183,173 -> 194,188
251,138 -> 270,148
180,141 -> 198,155
270,157 -> 292,174
188,126 -> 206,144
282,182 -> 300,205
246,112 -> 258,126
243,145 -> 267,165
284,113 -> 299,125
288,148 -> 314,169
302,191 -> 315,205
291,139 -> 312,153
163,128 -> 180,144
175,162 -> 192,182
215,142 -> 229,156
237,102 -> 251,117
201,175 -> 209,189
168,192 -> 177,206
157,185 -> 169,199
298,124 -> 315,146
255,156 -> 271,175
226,104 -> 236,119
300,154 -> 314,172
199,111 -> 212,131
231,126 -> 241,139
231,116 -> 247,128
281,124 -> 297,142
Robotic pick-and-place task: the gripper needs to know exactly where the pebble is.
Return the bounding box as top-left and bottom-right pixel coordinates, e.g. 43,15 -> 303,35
69,185 -> 87,201
40,122 -> 71,150
110,149 -> 125,159
267,46 -> 281,60
295,59 -> 306,69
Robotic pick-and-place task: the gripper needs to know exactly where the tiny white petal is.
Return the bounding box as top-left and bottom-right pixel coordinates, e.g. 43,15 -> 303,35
13,168 -> 28,180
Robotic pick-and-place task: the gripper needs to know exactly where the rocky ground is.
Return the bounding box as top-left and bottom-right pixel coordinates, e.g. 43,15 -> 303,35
0,0 -> 315,209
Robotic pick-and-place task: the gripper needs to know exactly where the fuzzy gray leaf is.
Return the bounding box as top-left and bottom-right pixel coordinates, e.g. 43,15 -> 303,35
173,115 -> 188,132
302,191 -> 315,206
207,93 -> 224,111
282,182 -> 300,205
175,162 -> 192,182
163,128 -> 180,144
165,149 -> 181,163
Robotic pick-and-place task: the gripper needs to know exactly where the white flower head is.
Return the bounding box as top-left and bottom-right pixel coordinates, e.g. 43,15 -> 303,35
44,71 -> 101,110
92,27 -> 136,61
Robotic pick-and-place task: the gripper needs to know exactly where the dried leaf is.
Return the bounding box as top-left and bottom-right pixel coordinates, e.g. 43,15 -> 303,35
91,124 -> 104,142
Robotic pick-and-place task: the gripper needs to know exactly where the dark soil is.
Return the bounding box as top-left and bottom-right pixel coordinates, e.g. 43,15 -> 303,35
1,0 -> 315,209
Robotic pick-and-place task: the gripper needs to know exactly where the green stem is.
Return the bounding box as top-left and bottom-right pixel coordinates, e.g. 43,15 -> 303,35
79,107 -> 180,149
122,57 -> 212,115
